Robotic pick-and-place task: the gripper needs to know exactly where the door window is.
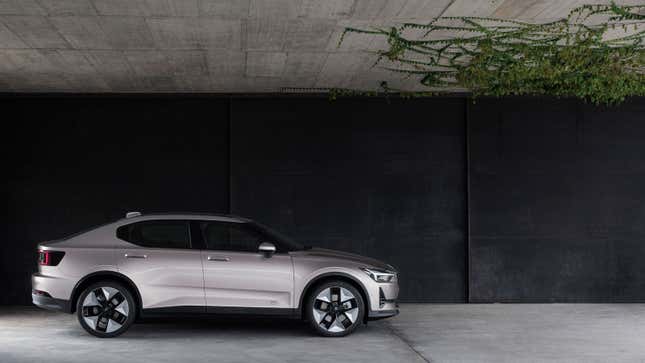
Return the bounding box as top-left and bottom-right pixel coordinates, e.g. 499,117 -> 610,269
117,220 -> 190,249
201,222 -> 266,253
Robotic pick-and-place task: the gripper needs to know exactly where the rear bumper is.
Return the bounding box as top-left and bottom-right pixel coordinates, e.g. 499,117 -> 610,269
32,272 -> 75,313
32,293 -> 71,313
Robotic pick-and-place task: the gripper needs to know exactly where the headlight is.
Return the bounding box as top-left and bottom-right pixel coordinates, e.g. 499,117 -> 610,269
361,267 -> 396,283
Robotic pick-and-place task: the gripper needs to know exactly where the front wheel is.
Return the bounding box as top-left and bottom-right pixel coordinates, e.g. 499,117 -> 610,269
76,281 -> 136,338
305,281 -> 365,337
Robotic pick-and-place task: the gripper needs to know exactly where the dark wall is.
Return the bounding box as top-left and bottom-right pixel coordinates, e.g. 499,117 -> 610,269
3,95 -> 644,305
469,98 -> 645,302
4,96 -> 230,305
230,98 -> 466,302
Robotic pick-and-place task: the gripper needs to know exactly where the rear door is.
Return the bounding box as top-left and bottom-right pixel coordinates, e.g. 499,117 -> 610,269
198,221 -> 293,309
116,220 -> 205,310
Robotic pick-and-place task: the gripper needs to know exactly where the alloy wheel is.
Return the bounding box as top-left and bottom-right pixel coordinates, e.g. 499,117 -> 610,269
312,286 -> 359,333
81,286 -> 130,334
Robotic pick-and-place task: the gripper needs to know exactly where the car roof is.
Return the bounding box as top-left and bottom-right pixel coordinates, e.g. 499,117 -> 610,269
119,212 -> 252,224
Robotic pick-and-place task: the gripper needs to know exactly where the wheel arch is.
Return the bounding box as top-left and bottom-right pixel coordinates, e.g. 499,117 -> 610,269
298,272 -> 371,323
70,271 -> 142,316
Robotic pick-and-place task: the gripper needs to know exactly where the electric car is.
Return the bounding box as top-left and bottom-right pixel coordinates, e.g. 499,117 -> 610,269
32,212 -> 399,337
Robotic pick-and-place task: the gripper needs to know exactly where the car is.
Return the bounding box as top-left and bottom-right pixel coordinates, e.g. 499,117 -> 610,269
32,212 -> 399,338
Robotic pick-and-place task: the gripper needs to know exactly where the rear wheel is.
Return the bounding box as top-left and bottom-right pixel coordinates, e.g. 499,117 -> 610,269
305,281 -> 365,337
76,281 -> 136,338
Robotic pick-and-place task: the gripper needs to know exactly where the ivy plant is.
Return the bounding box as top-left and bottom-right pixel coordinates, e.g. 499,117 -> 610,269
339,3 -> 645,105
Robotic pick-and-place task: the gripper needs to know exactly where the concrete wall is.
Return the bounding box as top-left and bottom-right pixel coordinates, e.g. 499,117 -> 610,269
3,95 -> 644,305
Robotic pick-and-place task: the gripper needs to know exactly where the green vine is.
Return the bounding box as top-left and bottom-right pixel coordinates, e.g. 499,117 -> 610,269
339,3 -> 645,105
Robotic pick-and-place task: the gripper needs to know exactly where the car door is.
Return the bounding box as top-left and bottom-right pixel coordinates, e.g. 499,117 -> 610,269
116,219 -> 205,311
198,221 -> 294,310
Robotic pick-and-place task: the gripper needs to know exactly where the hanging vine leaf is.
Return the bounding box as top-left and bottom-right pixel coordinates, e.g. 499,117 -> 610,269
339,2 -> 645,105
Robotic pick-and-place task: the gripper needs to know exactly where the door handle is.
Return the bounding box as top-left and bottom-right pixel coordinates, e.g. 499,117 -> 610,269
207,256 -> 230,262
124,254 -> 147,259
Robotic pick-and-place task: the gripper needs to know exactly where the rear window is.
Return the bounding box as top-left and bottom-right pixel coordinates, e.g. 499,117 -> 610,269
117,220 -> 190,249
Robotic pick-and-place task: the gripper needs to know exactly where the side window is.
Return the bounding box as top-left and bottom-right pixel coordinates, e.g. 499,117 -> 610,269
117,220 -> 190,249
201,222 -> 266,253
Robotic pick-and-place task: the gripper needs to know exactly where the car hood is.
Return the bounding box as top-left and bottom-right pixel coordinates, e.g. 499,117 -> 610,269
294,247 -> 394,271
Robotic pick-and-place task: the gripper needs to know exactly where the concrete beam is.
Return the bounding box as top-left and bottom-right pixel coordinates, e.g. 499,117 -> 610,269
123,50 -> 177,90
199,0 -> 250,18
0,0 -> 46,16
0,18 -> 27,48
0,0 -> 611,92
49,16 -> 111,49
245,51 -> 287,77
147,17 -> 202,49
100,17 -> 155,49
284,19 -> 336,50
396,0 -> 453,19
41,49 -> 109,90
201,19 -> 242,49
1,16 -> 71,48
245,18 -> 288,51
315,51 -> 371,88
37,0 -> 97,16
249,0 -> 299,19
92,0 -> 199,17
298,0 -> 355,19
83,49 -> 140,90
282,51 -> 328,87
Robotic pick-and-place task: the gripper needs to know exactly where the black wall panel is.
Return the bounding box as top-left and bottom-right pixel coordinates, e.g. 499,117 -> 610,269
2,95 -> 644,305
3,96 -> 230,305
469,98 -> 645,302
230,98 -> 467,302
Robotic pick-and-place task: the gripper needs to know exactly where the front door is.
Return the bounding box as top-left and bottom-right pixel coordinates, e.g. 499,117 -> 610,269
197,221 -> 293,309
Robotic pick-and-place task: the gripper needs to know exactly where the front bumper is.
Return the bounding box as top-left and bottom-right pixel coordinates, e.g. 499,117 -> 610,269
32,292 -> 71,313
368,307 -> 399,320
365,278 -> 399,320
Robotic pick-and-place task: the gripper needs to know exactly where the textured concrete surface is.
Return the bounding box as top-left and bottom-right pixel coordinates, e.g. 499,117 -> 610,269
391,304 -> 645,363
1,304 -> 644,363
0,0 -> 641,92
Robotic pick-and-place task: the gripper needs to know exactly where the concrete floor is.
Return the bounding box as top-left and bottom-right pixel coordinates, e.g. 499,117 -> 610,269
1,304 -> 644,363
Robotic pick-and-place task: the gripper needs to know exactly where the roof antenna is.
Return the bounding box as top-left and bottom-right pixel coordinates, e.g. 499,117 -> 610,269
125,211 -> 142,218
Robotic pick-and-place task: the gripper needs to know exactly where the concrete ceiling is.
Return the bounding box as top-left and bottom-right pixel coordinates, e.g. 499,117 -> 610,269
0,0 -> 639,93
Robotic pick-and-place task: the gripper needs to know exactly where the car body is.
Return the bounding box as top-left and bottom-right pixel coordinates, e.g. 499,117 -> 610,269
32,212 -> 399,337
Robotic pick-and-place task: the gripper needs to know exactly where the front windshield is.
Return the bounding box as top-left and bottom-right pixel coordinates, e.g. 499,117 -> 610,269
250,222 -> 307,251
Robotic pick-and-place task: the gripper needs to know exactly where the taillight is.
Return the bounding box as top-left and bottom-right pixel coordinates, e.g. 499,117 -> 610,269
38,250 -> 65,266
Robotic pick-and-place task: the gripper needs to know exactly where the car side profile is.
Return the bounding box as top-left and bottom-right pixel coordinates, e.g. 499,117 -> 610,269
32,212 -> 399,337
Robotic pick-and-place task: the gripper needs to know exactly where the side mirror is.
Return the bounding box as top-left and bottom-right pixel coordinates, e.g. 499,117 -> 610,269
258,242 -> 276,257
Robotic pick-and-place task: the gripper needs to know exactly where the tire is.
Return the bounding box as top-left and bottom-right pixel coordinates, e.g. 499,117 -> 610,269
76,281 -> 136,338
305,281 -> 365,337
